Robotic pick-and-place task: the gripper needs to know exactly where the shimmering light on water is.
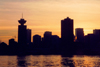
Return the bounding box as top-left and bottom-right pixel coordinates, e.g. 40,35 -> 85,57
72,55 -> 100,67
0,55 -> 100,67
18,55 -> 61,67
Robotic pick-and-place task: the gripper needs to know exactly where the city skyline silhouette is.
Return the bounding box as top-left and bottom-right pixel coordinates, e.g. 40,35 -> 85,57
1,1 -> 100,67
0,16 -> 100,55
1,0 -> 100,44
0,16 -> 99,44
1,0 -> 100,55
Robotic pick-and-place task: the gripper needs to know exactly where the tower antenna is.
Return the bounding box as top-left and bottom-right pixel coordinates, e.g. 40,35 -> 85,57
22,13 -> 23,18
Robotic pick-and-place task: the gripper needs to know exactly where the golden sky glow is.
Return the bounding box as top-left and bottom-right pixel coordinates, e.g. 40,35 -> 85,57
0,0 -> 100,44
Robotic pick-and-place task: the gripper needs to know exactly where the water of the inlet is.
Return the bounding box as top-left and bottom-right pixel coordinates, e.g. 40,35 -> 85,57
0,55 -> 100,67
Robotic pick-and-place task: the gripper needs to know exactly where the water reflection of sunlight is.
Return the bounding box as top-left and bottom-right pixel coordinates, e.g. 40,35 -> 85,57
30,55 -> 61,67
8,56 -> 17,67
1,55 -> 100,67
17,55 -> 61,67
72,55 -> 100,67
0,56 -> 8,67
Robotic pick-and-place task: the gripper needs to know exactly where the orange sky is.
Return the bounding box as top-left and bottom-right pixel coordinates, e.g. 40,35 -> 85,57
0,0 -> 100,44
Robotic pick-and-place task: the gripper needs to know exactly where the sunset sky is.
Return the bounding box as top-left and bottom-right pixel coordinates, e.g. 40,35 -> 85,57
0,0 -> 100,44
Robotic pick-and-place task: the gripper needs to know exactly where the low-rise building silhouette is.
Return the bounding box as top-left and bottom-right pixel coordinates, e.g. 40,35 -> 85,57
51,35 -> 60,48
75,28 -> 84,43
33,35 -> 41,48
42,31 -> 52,48
9,38 -> 17,46
27,29 -> 31,45
93,29 -> 100,43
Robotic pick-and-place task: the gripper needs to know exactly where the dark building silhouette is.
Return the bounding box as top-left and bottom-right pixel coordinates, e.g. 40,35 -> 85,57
27,29 -> 31,45
42,31 -> 52,48
93,29 -> 100,43
9,39 -> 17,47
3,16 -> 100,55
18,18 -> 27,45
61,17 -> 74,55
61,17 -> 74,44
0,42 -> 8,54
9,39 -> 14,46
75,28 -> 84,42
84,34 -> 98,54
44,31 -> 52,37
85,34 -> 95,46
0,42 -> 7,47
51,35 -> 60,48
33,35 -> 41,47
9,38 -> 18,54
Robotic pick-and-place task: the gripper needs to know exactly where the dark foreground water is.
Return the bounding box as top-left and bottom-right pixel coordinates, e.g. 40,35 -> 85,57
0,55 -> 100,67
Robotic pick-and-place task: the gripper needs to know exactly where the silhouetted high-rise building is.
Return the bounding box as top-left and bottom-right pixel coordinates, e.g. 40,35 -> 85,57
27,29 -> 31,45
93,29 -> 100,43
18,18 -> 27,45
75,28 -> 84,42
61,17 -> 74,44
33,35 -> 41,47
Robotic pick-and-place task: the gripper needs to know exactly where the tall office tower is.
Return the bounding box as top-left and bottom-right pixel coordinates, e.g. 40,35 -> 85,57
33,35 -> 41,47
75,28 -> 84,42
18,18 -> 27,45
27,29 -> 31,45
93,29 -> 100,43
61,17 -> 74,44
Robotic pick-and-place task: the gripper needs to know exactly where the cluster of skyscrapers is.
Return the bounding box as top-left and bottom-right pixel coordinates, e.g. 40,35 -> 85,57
1,17 -> 100,55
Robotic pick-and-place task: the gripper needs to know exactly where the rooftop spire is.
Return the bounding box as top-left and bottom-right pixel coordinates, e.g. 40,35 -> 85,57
22,13 -> 23,19
18,13 -> 26,25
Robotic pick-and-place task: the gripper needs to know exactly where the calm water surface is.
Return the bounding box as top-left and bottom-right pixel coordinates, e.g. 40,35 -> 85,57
0,55 -> 100,67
